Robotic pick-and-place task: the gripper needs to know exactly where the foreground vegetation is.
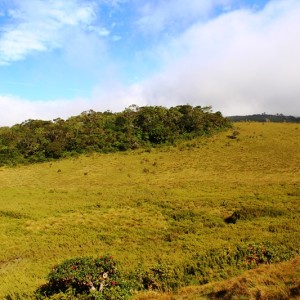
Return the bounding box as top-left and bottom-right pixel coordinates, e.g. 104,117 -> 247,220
0,122 -> 299,299
135,256 -> 300,299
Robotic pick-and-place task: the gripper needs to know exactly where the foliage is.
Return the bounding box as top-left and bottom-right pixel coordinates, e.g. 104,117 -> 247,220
0,105 -> 230,166
35,255 -> 132,299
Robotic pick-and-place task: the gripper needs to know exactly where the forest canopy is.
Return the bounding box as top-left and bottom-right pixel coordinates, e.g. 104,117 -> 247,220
0,105 -> 230,166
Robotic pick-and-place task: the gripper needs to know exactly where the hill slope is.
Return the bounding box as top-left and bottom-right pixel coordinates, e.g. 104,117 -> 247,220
188,256 -> 300,300
0,122 -> 299,298
134,256 -> 300,299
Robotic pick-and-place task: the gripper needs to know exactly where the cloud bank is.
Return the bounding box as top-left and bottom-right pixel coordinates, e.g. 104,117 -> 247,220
91,0 -> 300,117
134,0 -> 300,116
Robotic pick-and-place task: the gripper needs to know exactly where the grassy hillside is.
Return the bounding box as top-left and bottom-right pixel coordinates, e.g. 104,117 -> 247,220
0,122 -> 299,298
134,256 -> 300,299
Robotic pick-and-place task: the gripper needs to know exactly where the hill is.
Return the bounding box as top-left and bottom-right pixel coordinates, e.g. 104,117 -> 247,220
0,122 -> 299,299
228,114 -> 300,123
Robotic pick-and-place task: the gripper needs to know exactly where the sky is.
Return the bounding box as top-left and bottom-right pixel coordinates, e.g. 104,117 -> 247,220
0,0 -> 299,126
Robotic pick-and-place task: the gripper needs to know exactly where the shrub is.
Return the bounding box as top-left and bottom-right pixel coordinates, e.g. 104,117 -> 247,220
225,206 -> 285,223
227,129 -> 240,139
134,262 -> 182,293
234,242 -> 293,268
35,255 -> 132,300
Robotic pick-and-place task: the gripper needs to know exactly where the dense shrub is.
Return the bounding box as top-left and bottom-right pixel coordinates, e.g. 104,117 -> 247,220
225,206 -> 285,224
235,242 -> 293,268
35,255 -> 132,300
136,262 -> 181,292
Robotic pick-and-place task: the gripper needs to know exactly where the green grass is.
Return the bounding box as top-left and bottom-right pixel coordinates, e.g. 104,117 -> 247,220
0,122 -> 299,298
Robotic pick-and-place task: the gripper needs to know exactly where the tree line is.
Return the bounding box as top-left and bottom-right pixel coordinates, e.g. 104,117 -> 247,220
0,105 -> 230,166
228,114 -> 300,123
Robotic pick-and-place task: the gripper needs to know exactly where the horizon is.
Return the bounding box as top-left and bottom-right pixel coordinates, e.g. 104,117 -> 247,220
1,0 -> 300,126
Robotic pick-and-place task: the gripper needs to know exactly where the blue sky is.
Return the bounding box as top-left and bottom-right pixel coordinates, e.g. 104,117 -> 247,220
0,0 -> 299,125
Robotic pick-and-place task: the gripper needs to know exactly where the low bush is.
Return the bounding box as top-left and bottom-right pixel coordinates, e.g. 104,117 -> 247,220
235,242 -> 293,268
35,255 -> 132,300
225,206 -> 285,223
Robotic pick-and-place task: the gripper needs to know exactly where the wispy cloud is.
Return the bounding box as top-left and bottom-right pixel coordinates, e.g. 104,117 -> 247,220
0,0 -> 105,64
135,0 -> 233,34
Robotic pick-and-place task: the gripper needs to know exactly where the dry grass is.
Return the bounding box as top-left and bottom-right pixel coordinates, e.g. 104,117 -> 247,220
0,122 -> 299,298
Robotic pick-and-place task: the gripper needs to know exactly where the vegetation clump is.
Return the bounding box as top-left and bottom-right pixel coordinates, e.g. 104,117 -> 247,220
35,255 -> 132,299
225,206 -> 285,224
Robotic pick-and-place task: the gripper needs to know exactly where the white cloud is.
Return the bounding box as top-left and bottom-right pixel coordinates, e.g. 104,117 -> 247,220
0,95 -> 91,126
92,79 -> 147,111
88,25 -> 110,37
0,84 -> 144,126
129,0 -> 300,116
0,0 -> 103,64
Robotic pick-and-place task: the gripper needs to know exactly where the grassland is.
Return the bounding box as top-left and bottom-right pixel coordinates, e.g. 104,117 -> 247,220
0,122 -> 299,299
